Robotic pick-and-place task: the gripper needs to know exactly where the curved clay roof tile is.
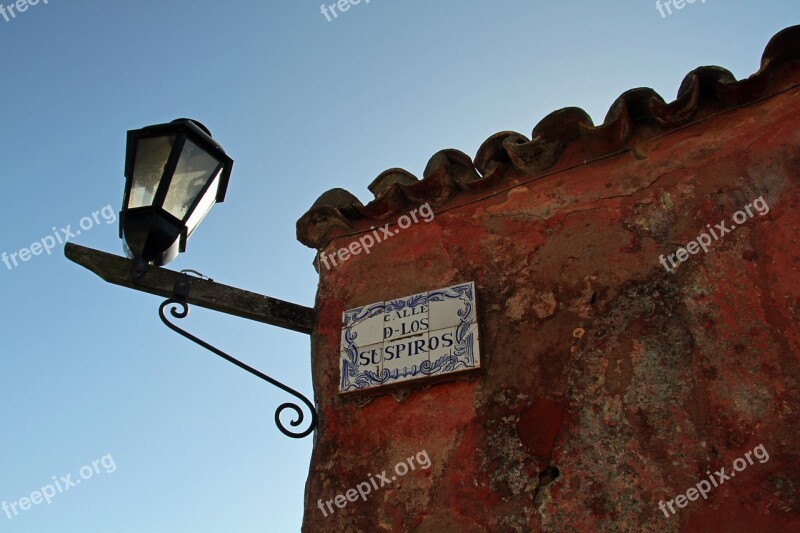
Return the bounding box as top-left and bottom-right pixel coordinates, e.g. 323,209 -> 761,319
297,25 -> 800,250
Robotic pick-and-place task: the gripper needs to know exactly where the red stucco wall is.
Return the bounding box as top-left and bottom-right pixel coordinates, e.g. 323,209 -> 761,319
299,27 -> 800,532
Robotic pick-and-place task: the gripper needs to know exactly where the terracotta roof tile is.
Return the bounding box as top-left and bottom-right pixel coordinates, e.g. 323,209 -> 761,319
297,25 -> 800,249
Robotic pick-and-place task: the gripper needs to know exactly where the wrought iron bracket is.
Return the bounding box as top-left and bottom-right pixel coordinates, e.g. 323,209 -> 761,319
159,272 -> 318,439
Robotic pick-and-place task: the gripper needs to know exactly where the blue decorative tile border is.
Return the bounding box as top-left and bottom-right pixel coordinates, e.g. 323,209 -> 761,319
339,282 -> 480,393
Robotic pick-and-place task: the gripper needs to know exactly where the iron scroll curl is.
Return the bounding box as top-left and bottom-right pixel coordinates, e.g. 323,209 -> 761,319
159,298 -> 318,439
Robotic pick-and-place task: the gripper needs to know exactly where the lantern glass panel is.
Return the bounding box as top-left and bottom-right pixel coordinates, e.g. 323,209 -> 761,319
185,172 -> 221,237
162,139 -> 221,221
128,135 -> 175,209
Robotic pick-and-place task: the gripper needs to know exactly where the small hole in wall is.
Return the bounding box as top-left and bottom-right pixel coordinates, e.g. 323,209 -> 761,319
590,291 -> 597,305
538,466 -> 560,487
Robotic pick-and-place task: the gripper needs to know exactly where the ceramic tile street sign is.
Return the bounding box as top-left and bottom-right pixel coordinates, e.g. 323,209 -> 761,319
339,282 -> 480,393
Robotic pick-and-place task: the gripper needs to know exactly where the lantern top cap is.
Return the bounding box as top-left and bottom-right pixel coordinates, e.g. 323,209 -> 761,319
171,118 -> 211,136
129,118 -> 228,156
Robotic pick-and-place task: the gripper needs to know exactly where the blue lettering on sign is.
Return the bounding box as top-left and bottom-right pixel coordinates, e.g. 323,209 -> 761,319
384,304 -> 427,321
383,331 -> 454,361
339,282 -> 479,393
358,349 -> 381,365
384,318 -> 429,340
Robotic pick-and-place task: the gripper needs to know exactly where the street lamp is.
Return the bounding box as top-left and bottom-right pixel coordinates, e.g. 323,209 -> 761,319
120,119 -> 233,267
67,118 -> 318,439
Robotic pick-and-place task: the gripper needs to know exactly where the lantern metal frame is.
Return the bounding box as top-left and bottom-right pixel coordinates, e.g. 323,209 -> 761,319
119,119 -> 233,267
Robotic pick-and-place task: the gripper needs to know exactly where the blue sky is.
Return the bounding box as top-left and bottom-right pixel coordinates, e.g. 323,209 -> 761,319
0,1 -> 797,531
